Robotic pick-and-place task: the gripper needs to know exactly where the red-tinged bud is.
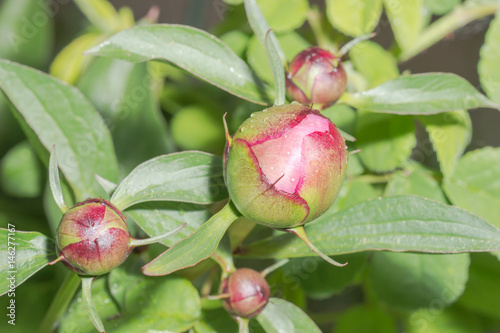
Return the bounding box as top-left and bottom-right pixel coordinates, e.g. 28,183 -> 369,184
221,268 -> 270,318
56,198 -> 131,276
286,47 -> 346,109
224,103 -> 348,228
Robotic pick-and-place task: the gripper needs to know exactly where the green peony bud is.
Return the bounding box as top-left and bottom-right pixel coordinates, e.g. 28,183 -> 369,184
56,198 -> 131,276
221,268 -> 270,318
224,103 -> 348,228
286,47 -> 346,109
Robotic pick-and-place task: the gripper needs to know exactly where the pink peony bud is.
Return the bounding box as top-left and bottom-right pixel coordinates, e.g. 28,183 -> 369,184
221,268 -> 270,318
224,103 -> 348,228
56,198 -> 132,276
286,47 -> 346,109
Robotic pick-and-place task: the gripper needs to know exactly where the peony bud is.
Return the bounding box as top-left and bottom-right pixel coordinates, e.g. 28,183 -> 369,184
221,268 -> 270,318
56,198 -> 131,276
286,47 -> 346,109
224,103 -> 348,229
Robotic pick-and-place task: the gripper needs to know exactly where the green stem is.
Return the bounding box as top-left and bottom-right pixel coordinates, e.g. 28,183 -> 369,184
81,276 -> 105,332
307,6 -> 335,51
212,233 -> 236,274
237,316 -> 250,333
400,3 -> 500,62
260,258 -> 289,277
37,272 -> 80,333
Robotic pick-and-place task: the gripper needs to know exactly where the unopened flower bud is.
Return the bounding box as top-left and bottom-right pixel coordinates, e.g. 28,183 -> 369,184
56,198 -> 131,276
221,268 -> 270,318
224,103 -> 348,228
286,47 -> 346,109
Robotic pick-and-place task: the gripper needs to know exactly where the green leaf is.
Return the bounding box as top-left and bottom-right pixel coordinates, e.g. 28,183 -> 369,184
256,297 -> 321,333
223,0 -> 244,5
405,307 -> 483,333
171,105 -> 226,155
283,252 -> 368,300
0,141 -> 42,198
326,0 -> 383,37
247,32 -> 310,83
0,229 -> 56,296
219,30 -> 251,58
356,111 -> 416,172
479,12 -> 500,104
49,146 -> 69,213
143,202 -> 241,276
86,24 -> 272,105
384,165 -> 448,203
342,73 -> 499,114
418,110 -> 472,177
194,303 -> 238,333
255,0 -> 309,33
122,276 -> 201,332
457,253 -> 500,321
110,152 -> 227,211
384,0 -> 425,51
333,305 -> 397,333
0,59 -> 118,201
349,40 -> 399,88
74,0 -> 124,33
127,202 -> 212,247
0,0 -> 53,69
323,103 -> 357,137
369,252 -> 469,310
77,57 -> 175,175
443,147 -> 500,228
424,0 -> 460,15
50,32 -> 103,84
240,195 -> 500,259
331,179 -> 379,213
61,274 -> 201,332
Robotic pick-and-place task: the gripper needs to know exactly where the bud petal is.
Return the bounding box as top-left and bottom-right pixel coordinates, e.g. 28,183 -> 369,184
221,268 -> 270,318
286,47 -> 346,109
56,198 -> 131,276
224,103 -> 348,228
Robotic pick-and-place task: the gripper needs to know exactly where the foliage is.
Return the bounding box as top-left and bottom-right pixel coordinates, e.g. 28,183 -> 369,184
1,0 -> 500,332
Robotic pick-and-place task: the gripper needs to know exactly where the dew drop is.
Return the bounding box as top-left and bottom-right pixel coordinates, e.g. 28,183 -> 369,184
112,283 -> 118,289
263,109 -> 268,112
286,151 -> 291,155
291,178 -> 295,182
250,113 -> 255,118
284,135 -> 288,139
104,298 -> 109,304
240,127 -> 245,132
270,166 -> 274,170
229,67 -> 235,73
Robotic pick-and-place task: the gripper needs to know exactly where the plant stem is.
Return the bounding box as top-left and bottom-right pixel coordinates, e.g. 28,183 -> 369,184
260,258 -> 289,277
37,272 -> 80,333
400,3 -> 500,62
81,276 -> 105,332
237,316 -> 250,333
307,6 -> 335,51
